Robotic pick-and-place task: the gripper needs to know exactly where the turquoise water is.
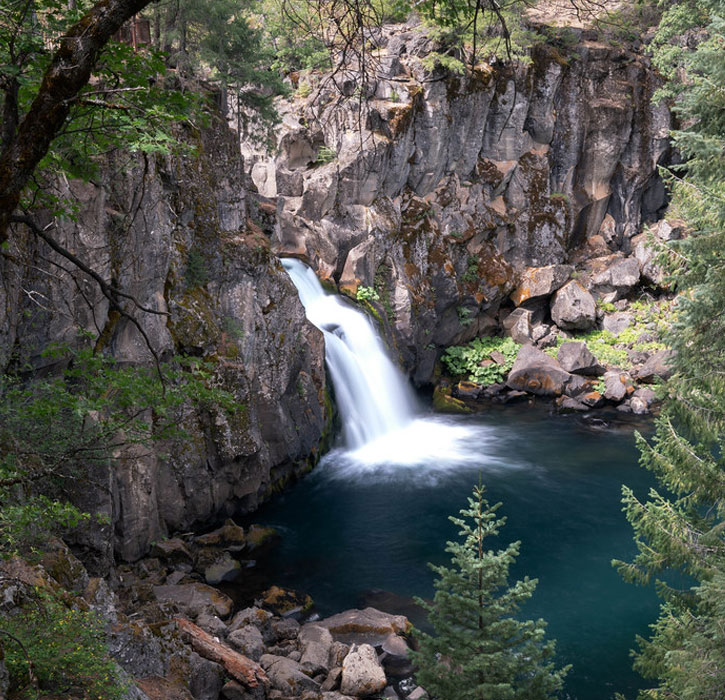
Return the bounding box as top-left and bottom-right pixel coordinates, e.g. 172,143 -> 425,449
249,405 -> 661,699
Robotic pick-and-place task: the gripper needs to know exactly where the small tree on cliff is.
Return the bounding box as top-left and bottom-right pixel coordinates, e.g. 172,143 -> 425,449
411,482 -> 569,700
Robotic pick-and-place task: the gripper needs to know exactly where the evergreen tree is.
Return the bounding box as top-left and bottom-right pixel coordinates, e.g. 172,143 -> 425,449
614,1 -> 725,697
411,482 -> 569,700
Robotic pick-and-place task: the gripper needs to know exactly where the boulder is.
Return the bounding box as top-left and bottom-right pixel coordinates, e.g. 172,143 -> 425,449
557,342 -> 604,376
271,617 -> 301,643
150,538 -> 194,566
556,396 -> 588,412
506,345 -> 572,396
221,680 -> 266,700
189,654 -> 226,700
591,257 -> 641,299
299,623 -> 334,673
260,654 -> 320,695
228,626 -> 265,662
245,525 -> 281,553
633,386 -> 657,407
316,608 -> 410,646
602,371 -> 631,402
510,265 -> 573,306
196,520 -> 247,551
631,397 -> 649,414
321,667 -> 343,692
550,282 -> 596,330
340,644 -> 387,697
204,551 -> 242,585
563,374 -> 593,397
655,218 -> 685,242
379,633 -> 412,678
602,312 -> 634,335
260,585 -> 313,617
228,607 -> 274,641
196,613 -> 228,639
631,234 -> 664,287
636,350 -> 675,383
502,307 -> 533,344
153,583 -> 233,620
323,693 -> 356,700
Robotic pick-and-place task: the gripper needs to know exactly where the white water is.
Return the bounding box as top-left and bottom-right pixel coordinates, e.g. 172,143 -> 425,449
282,258 -> 481,467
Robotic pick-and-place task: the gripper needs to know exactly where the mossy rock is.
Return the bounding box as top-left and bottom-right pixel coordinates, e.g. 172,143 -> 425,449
433,384 -> 473,414
260,585 -> 313,617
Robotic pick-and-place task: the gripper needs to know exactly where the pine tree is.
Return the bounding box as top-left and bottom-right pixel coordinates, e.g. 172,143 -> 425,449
411,482 -> 569,700
614,1 -> 725,697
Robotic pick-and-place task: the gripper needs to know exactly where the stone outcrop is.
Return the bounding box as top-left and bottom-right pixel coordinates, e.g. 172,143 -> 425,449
506,345 -> 572,396
0,115 -> 331,565
242,21 -> 669,382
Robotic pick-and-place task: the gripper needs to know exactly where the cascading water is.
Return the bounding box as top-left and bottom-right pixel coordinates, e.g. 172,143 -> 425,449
282,258 -> 481,468
282,258 -> 417,447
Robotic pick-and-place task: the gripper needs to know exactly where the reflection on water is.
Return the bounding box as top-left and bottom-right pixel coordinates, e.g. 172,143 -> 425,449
247,405 -> 659,700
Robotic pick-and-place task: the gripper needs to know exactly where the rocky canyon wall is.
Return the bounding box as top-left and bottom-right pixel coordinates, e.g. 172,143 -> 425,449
246,22 -> 670,383
0,115 -> 330,566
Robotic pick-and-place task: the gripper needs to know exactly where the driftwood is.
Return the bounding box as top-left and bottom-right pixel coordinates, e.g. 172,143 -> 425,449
175,617 -> 269,688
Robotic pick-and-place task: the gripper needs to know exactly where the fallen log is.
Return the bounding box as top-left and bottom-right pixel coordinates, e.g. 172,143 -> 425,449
175,617 -> 269,688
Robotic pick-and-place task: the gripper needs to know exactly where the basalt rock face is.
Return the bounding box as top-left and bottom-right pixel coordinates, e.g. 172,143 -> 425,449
251,23 -> 669,383
0,115 -> 330,566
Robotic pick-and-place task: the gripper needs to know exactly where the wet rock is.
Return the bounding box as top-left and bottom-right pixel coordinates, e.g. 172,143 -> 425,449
245,525 -> 281,553
510,265 -> 573,306
557,342 -> 604,376
636,350 -> 675,383
556,396 -> 588,412
581,391 -> 605,408
432,384 -> 472,414
506,345 -> 572,396
196,520 -> 247,552
261,654 -> 321,695
563,374 -> 593,398
153,583 -> 233,620
340,644 -> 387,697
228,626 -> 265,661
317,608 -> 410,647
455,380 -> 481,399
551,282 -> 596,331
260,586 -> 313,618
204,551 -> 242,586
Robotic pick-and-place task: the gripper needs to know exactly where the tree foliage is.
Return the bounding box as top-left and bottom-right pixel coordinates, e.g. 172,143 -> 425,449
411,482 -> 569,700
615,1 -> 725,697
0,339 -> 236,556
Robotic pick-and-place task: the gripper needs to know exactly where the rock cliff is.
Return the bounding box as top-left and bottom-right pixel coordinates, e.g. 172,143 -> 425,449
247,22 -> 670,383
0,115 -> 330,565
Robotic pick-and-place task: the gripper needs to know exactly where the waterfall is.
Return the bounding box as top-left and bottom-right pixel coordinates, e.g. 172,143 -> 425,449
282,258 -> 417,448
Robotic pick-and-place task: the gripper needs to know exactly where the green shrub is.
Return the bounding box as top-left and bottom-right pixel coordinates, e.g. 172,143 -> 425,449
185,247 -> 209,288
1,592 -> 125,699
314,146 -> 337,165
457,306 -> 474,328
356,285 -> 380,302
442,336 -> 520,386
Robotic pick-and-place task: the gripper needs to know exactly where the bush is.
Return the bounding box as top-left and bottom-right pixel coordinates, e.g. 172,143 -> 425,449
442,336 -> 520,385
1,591 -> 125,699
356,285 -> 380,302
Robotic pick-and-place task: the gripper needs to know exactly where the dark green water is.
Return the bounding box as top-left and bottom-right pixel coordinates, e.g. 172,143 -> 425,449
250,404 -> 661,700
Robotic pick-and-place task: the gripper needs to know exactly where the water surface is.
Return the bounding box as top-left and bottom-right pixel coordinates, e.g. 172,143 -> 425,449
249,404 -> 660,700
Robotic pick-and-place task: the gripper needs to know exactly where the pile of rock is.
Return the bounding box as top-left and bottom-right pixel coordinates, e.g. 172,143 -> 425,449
1,528 -> 425,700
504,342 -> 667,414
